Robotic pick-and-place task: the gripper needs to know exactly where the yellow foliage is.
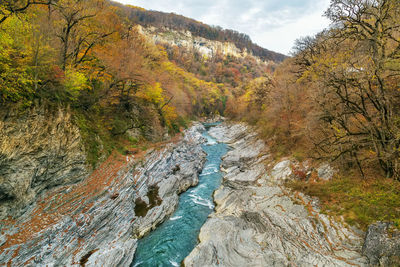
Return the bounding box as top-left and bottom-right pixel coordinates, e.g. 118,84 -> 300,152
126,5 -> 146,11
137,82 -> 164,104
63,68 -> 90,100
164,105 -> 178,127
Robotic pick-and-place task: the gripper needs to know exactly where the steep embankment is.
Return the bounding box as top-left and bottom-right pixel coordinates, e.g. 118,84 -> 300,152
184,123 -> 368,266
0,106 -> 88,220
135,24 -> 277,89
0,123 -> 206,266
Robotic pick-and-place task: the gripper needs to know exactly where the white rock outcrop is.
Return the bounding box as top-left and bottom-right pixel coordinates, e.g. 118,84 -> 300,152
317,163 -> 336,181
137,25 -> 271,65
184,122 -> 367,267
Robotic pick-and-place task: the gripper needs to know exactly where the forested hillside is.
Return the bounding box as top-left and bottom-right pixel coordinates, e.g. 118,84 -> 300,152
0,0 -> 234,166
227,0 -> 400,229
163,44 -> 274,88
110,2 -> 287,62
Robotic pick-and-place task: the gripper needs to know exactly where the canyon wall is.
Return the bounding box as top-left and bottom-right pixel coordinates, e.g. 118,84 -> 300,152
0,105 -> 88,220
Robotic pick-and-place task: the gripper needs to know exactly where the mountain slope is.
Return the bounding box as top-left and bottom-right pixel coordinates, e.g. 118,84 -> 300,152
110,1 -> 287,62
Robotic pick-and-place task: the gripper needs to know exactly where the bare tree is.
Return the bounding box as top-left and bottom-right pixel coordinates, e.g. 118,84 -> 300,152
52,0 -> 115,70
296,0 -> 400,178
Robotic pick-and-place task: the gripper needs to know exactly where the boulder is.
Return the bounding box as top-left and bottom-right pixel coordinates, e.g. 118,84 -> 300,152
317,163 -> 335,181
270,160 -> 293,182
362,222 -> 400,266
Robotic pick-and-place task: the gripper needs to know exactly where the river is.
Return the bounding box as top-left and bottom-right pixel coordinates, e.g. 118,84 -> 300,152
132,125 -> 228,267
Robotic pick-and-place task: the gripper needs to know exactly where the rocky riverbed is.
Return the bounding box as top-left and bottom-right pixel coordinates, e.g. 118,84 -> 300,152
184,123 -> 368,266
2,120 -> 398,267
0,123 -> 206,266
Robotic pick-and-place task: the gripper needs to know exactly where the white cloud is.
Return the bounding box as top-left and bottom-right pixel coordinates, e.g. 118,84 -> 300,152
114,0 -> 331,55
249,1 -> 331,54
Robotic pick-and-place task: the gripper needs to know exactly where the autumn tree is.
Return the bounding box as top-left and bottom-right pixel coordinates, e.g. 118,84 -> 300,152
52,0 -> 115,70
0,0 -> 52,24
296,0 -> 400,178
0,14 -> 34,101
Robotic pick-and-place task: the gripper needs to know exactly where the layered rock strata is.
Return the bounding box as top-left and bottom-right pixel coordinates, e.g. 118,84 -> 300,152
0,123 -> 206,266
137,25 -> 270,65
0,106 -> 88,220
184,123 -> 368,267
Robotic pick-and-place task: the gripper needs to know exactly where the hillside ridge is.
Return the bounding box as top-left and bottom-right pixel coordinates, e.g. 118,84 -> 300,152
110,1 -> 287,62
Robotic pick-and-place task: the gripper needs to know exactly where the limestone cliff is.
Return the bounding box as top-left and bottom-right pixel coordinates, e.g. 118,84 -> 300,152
137,25 -> 272,65
362,222 -> 400,266
0,105 -> 89,220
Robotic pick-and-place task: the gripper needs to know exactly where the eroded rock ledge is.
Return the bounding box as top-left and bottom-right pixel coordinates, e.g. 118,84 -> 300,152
184,122 -> 368,267
0,123 -> 206,266
0,106 -> 89,220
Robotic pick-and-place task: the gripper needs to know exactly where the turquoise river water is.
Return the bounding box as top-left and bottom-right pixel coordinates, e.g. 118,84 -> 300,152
131,125 -> 228,267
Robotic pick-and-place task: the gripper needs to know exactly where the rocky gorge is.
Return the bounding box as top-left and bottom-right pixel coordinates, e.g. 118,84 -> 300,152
0,121 -> 207,266
1,119 -> 399,266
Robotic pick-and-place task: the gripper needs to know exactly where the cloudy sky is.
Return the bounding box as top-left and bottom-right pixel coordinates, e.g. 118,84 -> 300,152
115,0 -> 332,55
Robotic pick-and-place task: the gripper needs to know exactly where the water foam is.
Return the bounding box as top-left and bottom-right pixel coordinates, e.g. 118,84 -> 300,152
132,261 -> 143,267
169,260 -> 179,267
200,165 -> 219,176
205,135 -> 217,145
189,194 -> 214,209
170,216 -> 182,221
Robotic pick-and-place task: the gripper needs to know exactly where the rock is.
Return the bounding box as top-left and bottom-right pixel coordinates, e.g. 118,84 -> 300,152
208,123 -> 250,144
137,25 -> 266,64
86,240 -> 137,267
203,115 -> 226,124
0,124 -> 206,266
317,163 -> 335,181
362,222 -> 400,266
270,160 -> 292,182
184,122 -> 367,267
0,105 -> 89,220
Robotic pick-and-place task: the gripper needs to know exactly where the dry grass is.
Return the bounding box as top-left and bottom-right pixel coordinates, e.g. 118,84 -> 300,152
287,176 -> 400,230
